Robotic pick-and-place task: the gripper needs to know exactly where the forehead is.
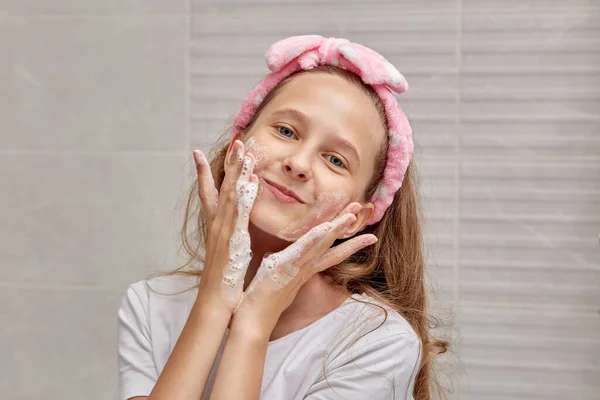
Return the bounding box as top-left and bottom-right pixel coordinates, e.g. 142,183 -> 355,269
260,72 -> 386,161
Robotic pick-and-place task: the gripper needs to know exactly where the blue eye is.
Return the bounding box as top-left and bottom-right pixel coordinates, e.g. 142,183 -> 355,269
277,126 -> 295,138
276,126 -> 346,169
327,155 -> 345,168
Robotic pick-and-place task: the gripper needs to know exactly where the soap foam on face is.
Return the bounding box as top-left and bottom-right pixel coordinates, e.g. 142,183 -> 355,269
244,137 -> 351,242
234,137 -> 358,297
245,137 -> 271,171
276,191 -> 349,241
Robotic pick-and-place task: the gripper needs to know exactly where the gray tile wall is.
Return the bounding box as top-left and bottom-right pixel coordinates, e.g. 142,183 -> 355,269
1,1 -> 598,399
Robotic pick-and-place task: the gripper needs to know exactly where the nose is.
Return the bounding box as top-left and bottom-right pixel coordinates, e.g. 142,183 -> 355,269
282,150 -> 312,181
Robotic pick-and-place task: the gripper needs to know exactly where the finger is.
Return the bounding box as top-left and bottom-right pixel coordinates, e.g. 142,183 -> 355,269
330,212 -> 357,231
312,234 -> 378,272
218,153 -> 255,251
335,202 -> 362,220
290,212 -> 354,268
277,213 -> 354,279
222,172 -> 259,295
309,212 -> 356,256
235,173 -> 259,233
273,221 -> 333,278
245,221 -> 336,295
221,140 -> 244,192
193,150 -> 219,223
235,150 -> 255,192
213,140 -> 244,234
292,213 -> 357,282
294,201 -> 361,239
287,221 -> 333,260
232,151 -> 257,232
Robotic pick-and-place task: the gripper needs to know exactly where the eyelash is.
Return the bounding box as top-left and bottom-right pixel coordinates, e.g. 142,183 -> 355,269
275,126 -> 346,169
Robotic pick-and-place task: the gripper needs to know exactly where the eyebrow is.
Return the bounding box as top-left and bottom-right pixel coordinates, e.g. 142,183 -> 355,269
270,108 -> 361,167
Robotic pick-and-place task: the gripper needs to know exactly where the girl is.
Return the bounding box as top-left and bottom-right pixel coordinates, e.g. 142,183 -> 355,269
116,35 -> 449,400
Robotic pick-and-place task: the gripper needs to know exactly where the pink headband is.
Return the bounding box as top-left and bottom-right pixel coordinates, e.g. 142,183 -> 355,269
233,35 -> 414,225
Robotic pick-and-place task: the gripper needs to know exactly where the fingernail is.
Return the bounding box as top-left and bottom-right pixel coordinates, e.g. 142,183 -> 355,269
194,151 -> 206,166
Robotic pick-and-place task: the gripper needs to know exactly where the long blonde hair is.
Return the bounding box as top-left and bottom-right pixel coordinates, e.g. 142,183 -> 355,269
153,65 -> 453,399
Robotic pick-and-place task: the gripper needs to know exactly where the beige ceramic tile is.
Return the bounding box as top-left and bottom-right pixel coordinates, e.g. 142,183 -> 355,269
0,17 -> 185,151
0,154 -> 189,287
0,287 -> 122,400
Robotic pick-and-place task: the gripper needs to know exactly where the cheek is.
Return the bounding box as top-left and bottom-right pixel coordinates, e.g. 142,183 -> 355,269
311,190 -> 351,221
244,136 -> 272,172
275,190 -> 351,241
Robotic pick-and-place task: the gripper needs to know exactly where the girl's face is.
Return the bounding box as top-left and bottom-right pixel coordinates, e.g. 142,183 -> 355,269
234,72 -> 386,242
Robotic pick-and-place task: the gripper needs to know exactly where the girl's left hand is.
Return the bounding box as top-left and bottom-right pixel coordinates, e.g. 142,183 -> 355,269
233,208 -> 378,336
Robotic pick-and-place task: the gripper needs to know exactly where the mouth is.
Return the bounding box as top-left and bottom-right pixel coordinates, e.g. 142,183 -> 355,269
262,178 -> 305,204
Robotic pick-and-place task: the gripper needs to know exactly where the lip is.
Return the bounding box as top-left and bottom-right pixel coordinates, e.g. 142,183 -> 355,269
262,178 -> 305,204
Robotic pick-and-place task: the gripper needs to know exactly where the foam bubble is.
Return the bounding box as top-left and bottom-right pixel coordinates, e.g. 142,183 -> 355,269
245,137 -> 271,170
221,158 -> 259,306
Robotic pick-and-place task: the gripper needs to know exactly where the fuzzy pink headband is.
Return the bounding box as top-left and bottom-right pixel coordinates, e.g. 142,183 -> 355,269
232,35 -> 414,225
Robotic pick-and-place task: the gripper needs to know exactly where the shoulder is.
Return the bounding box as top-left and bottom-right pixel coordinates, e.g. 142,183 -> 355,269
124,273 -> 200,302
131,273 -> 200,294
119,273 -> 200,324
345,293 -> 420,337
302,294 -> 422,399
331,293 -> 422,366
116,274 -> 199,399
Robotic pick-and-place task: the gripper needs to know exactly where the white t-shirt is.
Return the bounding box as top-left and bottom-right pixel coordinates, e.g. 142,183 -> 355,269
115,274 -> 422,400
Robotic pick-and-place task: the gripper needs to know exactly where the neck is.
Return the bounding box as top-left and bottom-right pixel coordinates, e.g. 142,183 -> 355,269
243,222 -> 291,290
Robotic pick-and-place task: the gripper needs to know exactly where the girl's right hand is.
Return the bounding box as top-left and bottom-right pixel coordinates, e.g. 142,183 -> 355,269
192,140 -> 259,313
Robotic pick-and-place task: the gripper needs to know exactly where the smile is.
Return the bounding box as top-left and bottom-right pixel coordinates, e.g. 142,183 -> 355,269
262,178 -> 303,204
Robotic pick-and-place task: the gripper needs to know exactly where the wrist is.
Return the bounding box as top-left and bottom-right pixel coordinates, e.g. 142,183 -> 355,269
230,312 -> 273,343
193,293 -> 233,324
